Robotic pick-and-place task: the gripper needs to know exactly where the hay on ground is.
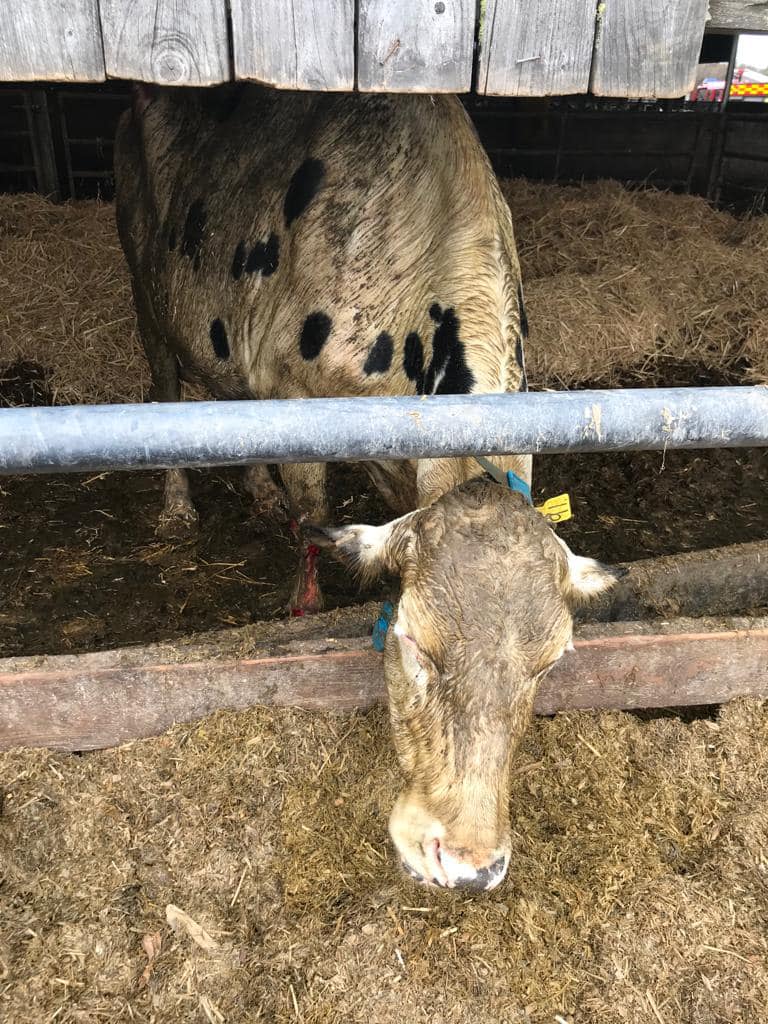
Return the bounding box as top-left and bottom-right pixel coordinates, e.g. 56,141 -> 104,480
1,182 -> 767,407
502,179 -> 768,387
1,699 -> 767,1023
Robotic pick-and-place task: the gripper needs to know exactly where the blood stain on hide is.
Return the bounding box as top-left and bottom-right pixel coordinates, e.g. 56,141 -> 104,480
403,332 -> 425,392
231,240 -> 247,280
284,158 -> 325,227
363,332 -> 394,375
210,318 -> 230,360
299,312 -> 332,361
245,233 -> 280,276
181,199 -> 207,269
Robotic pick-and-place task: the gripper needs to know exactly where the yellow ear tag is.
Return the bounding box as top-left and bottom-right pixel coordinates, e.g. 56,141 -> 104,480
535,493 -> 572,523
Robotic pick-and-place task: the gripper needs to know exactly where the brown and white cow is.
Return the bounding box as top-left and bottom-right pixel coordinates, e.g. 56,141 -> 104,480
115,84 -> 619,891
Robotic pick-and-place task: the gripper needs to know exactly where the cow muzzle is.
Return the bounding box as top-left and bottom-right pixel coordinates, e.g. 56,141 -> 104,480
389,796 -> 510,891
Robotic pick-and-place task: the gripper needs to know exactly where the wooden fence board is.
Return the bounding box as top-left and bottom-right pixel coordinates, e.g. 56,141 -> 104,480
708,0 -> 768,31
358,0 -> 475,93
479,0 -> 597,96
0,0 -> 105,82
229,0 -> 354,90
2,618 -> 767,751
591,0 -> 710,98
99,0 -> 230,85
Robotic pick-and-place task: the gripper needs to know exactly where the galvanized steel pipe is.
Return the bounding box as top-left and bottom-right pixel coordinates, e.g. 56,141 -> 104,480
0,387 -> 766,475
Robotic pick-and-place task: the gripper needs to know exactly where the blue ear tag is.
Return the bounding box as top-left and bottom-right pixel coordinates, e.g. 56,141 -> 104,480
506,469 -> 533,505
372,600 -> 395,652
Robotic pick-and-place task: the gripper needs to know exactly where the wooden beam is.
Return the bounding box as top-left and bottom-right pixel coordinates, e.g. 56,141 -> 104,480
0,0 -> 105,82
229,0 -> 354,90
708,1 -> 768,32
2,617 -> 766,752
479,0 -> 597,96
98,0 -> 230,86
358,0 -> 475,93
587,539 -> 768,623
591,0 -> 710,98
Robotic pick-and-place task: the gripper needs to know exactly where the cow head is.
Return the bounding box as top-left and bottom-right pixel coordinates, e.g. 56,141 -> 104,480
308,477 -> 621,891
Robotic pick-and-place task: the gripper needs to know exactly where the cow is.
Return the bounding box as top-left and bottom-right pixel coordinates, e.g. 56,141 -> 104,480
115,84 -> 620,892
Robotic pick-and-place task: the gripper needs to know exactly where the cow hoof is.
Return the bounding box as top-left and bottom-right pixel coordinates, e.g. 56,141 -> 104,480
250,489 -> 289,522
156,505 -> 199,541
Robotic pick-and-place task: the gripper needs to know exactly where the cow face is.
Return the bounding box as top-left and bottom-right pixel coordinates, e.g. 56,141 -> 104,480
308,478 -> 620,891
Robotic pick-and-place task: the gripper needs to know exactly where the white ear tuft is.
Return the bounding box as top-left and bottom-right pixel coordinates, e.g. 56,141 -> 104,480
554,535 -> 625,600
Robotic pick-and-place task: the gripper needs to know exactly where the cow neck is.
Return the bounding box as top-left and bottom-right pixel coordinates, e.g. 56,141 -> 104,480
415,455 -> 531,508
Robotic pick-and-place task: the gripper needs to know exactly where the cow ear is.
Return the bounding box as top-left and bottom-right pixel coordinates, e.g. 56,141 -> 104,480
304,511 -> 418,582
554,535 -> 626,600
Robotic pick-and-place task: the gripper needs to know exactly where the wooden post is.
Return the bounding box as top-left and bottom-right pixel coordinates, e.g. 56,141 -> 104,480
24,90 -> 60,201
358,0 -> 475,93
0,0 -> 106,82
229,0 -> 354,90
590,0 -> 710,98
479,0 -> 597,96
98,0 -> 231,85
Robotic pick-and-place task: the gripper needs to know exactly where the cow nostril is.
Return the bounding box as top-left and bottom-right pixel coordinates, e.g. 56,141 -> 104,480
454,854 -> 508,892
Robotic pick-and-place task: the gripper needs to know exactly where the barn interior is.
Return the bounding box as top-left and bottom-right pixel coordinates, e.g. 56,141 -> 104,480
1,5 -> 768,1023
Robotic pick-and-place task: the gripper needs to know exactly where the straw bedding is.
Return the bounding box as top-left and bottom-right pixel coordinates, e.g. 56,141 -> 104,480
1,699 -> 767,1023
2,185 -> 767,1022
1,182 -> 766,406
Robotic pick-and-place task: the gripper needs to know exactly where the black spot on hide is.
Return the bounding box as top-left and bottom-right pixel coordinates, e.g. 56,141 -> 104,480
284,158 -> 325,227
168,226 -> 177,251
300,312 -> 332,360
403,332 -> 425,392
517,281 -> 529,338
210,318 -> 230,360
232,240 -> 247,280
515,338 -> 528,392
363,332 -> 394,375
181,199 -> 207,269
245,233 -> 280,276
424,305 -> 475,396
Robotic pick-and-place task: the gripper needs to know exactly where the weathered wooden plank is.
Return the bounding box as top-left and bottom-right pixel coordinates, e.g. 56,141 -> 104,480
98,0 -> 230,85
229,0 -> 354,90
586,539 -> 768,623
708,0 -> 768,31
591,0 -> 710,98
0,0 -> 105,82
479,0 -> 597,96
358,0 -> 475,93
2,619 -> 767,751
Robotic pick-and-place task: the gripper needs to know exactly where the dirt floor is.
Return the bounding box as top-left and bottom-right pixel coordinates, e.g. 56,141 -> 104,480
2,699 -> 767,1023
1,185 -> 767,655
2,434 -> 767,657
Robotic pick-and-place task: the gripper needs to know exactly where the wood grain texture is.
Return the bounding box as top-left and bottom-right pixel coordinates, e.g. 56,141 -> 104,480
0,0 -> 105,82
586,539 -> 768,623
99,0 -> 230,85
2,619 -> 767,751
479,0 -> 597,96
591,0 -> 710,98
358,0 -> 475,93
708,0 -> 768,30
230,0 -> 354,90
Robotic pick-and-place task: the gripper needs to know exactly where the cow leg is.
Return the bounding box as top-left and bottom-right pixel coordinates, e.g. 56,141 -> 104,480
279,462 -> 328,616
243,464 -> 288,519
135,293 -> 199,540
